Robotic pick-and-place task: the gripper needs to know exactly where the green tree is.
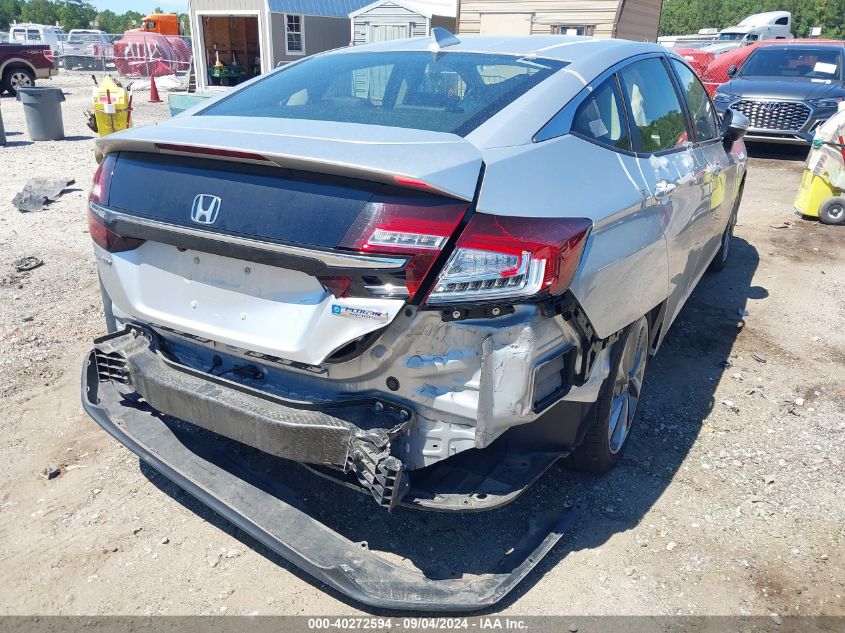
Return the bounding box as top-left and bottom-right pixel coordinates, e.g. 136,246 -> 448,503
56,0 -> 97,30
20,0 -> 58,25
0,0 -> 24,30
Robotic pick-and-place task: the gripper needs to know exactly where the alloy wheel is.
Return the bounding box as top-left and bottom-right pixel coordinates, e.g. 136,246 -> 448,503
11,72 -> 33,90
607,318 -> 649,454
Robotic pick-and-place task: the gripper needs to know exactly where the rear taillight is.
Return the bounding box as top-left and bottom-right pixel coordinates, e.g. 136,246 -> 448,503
90,155 -> 116,204
337,200 -> 468,300
43,50 -> 53,63
89,155 -> 144,253
88,210 -> 145,253
426,213 -> 592,305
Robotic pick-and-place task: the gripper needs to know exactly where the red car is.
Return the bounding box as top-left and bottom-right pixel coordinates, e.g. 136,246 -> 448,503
677,39 -> 845,96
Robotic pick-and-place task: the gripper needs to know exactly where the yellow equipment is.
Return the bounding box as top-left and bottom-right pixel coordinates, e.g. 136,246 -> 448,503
794,106 -> 845,225
91,76 -> 132,137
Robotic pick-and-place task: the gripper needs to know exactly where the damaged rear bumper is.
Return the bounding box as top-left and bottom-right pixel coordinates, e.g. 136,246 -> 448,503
81,334 -> 575,610
90,328 -> 412,507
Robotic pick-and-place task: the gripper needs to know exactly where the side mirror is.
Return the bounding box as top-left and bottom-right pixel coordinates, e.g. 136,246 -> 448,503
727,64 -> 738,78
720,108 -> 749,147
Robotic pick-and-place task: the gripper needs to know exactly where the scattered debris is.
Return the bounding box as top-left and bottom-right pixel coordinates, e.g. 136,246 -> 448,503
132,526 -> 143,535
13,256 -> 43,272
40,466 -> 61,480
721,399 -> 740,413
770,614 -> 783,626
666,541 -> 677,551
207,553 -> 221,568
751,353 -> 768,364
160,537 -> 169,545
12,178 -> 76,212
225,548 -> 242,559
794,397 -> 805,406
769,220 -> 793,229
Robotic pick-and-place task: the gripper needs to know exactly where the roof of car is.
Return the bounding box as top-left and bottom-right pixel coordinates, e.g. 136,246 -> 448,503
343,34 -> 666,62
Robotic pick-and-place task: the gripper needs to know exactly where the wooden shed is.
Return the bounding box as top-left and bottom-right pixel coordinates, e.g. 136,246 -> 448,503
349,0 -> 457,45
188,0 -> 373,91
456,0 -> 664,42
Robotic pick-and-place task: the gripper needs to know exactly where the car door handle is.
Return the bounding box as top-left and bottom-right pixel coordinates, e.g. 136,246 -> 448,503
652,181 -> 677,200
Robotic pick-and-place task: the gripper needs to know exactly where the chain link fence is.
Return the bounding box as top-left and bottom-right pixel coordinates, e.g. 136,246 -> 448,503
54,33 -> 193,80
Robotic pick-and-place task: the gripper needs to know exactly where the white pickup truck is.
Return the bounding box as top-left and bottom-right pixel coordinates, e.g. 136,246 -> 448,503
61,29 -> 114,70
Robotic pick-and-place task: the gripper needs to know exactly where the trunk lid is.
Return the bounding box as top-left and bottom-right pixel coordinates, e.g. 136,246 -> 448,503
96,116 -> 484,201
94,118 -> 483,366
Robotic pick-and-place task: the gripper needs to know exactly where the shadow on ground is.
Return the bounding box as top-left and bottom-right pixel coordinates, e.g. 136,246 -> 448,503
745,142 -> 809,162
140,238 -> 762,614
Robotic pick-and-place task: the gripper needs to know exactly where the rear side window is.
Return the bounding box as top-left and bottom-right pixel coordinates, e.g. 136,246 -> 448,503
619,58 -> 689,153
671,59 -> 719,142
571,76 -> 630,150
202,51 -> 567,136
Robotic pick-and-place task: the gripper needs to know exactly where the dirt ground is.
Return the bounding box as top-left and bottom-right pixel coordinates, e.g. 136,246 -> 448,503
0,74 -> 843,617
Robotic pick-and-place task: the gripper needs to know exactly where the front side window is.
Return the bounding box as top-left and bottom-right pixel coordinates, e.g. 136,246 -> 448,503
27,29 -> 42,41
202,51 -> 567,136
286,14 -> 304,54
619,58 -> 689,153
571,76 -> 630,150
671,59 -> 719,142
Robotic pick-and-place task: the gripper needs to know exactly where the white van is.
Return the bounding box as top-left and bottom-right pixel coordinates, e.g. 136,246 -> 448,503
9,23 -> 67,55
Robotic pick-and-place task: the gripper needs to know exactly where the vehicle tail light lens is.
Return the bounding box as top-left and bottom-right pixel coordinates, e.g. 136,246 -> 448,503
338,199 -> 468,300
88,210 -> 145,253
43,50 -> 53,63
90,154 -> 116,204
88,155 -> 144,253
426,213 -> 592,305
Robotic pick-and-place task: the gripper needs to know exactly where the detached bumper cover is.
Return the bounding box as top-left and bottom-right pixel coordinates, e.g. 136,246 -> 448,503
81,332 -> 574,610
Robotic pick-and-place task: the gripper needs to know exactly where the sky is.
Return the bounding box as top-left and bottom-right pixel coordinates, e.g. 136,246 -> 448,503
90,0 -> 188,14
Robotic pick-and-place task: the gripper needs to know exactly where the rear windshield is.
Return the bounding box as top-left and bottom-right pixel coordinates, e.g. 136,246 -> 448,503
201,51 -> 567,136
739,47 -> 843,80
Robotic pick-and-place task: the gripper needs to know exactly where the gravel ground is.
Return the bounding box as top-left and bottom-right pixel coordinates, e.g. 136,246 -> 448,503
0,74 -> 843,617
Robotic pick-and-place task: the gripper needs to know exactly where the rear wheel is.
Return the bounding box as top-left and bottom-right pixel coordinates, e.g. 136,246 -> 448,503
2,67 -> 35,96
819,197 -> 845,226
566,315 -> 650,474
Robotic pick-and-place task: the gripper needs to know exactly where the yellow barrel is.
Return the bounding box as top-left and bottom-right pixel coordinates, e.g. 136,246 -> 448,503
794,168 -> 836,219
94,109 -> 131,136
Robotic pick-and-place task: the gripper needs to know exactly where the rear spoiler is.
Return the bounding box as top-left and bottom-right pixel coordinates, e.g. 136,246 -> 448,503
95,116 -> 484,201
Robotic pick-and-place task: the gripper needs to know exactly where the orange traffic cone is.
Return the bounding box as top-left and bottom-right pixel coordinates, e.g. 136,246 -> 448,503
149,73 -> 162,103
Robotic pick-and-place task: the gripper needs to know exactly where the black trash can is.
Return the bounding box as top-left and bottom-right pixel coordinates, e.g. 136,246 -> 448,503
16,86 -> 66,141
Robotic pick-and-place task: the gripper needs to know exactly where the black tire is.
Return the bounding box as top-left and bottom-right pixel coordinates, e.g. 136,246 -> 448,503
2,66 -> 35,96
819,197 -> 845,226
708,178 -> 745,273
565,316 -> 650,474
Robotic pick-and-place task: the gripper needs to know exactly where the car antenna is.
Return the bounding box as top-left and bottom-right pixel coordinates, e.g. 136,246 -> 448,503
428,27 -> 460,53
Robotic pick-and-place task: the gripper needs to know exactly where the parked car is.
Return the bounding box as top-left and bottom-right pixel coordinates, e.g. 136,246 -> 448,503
0,43 -> 57,95
61,29 -> 114,70
8,23 -> 67,57
714,42 -> 845,144
82,34 -> 748,610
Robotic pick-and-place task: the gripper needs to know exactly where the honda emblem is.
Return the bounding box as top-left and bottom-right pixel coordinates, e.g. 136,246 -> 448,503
191,194 -> 221,225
